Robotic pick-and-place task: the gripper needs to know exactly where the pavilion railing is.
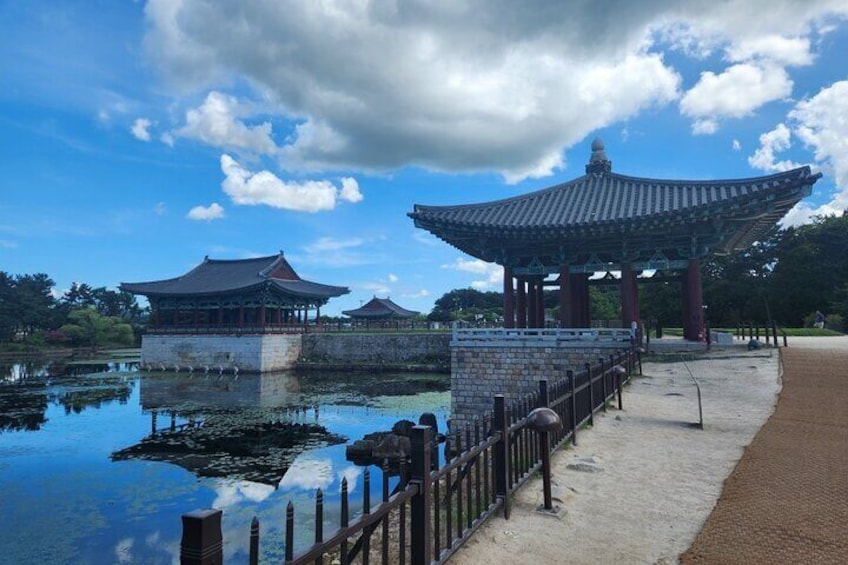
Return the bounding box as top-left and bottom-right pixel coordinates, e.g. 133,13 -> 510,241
452,327 -> 633,344
180,349 -> 637,564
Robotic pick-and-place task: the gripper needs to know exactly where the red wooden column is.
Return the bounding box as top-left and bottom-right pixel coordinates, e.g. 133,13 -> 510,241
570,273 -> 591,327
683,258 -> 704,341
527,279 -> 537,328
516,277 -> 527,329
503,267 -> 515,328
536,276 -> 546,328
259,304 -> 266,328
559,264 -> 571,327
620,263 -> 637,329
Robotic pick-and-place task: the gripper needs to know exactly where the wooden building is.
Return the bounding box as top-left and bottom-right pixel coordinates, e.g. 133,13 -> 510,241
120,252 -> 349,372
342,297 -> 420,319
409,139 -> 821,341
121,252 -> 349,333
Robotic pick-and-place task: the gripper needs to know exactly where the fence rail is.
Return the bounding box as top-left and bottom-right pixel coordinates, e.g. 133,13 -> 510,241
452,327 -> 633,344
180,349 -> 637,564
735,321 -> 788,347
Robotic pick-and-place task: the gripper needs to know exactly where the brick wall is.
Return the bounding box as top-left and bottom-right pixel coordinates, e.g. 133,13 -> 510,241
450,341 -> 627,431
140,333 -> 302,373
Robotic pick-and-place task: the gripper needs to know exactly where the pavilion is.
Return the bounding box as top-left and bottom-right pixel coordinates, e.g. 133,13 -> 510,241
342,296 -> 420,319
121,252 -> 349,332
409,140 -> 821,341
120,252 -> 349,372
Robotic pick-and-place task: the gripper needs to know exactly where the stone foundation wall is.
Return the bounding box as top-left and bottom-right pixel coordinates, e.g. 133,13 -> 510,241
140,333 -> 302,373
450,342 -> 628,431
299,333 -> 450,367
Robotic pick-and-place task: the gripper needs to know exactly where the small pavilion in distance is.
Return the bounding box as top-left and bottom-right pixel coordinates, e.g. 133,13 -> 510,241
342,296 -> 420,320
409,139 -> 821,341
121,252 -> 349,372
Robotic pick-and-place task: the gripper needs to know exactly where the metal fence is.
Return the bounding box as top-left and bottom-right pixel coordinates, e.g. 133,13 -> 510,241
180,349 -> 636,564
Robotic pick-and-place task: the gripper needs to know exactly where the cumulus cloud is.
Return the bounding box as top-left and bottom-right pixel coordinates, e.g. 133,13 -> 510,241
748,124 -> 801,172
402,289 -> 431,299
186,202 -> 225,221
176,92 -> 278,155
680,63 -> 793,133
789,80 -> 848,188
388,273 -> 399,283
220,155 -> 363,213
442,258 -> 503,290
303,237 -> 365,253
143,1 -> 848,179
131,118 -> 152,141
750,80 -> 848,226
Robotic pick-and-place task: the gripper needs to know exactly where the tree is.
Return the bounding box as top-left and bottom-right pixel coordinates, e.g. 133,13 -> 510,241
58,308 -> 135,347
769,214 -> 848,326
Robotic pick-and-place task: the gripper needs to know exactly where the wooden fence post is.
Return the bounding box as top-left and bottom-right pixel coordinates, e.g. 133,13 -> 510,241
410,426 -> 432,565
180,509 -> 223,565
493,394 -> 510,519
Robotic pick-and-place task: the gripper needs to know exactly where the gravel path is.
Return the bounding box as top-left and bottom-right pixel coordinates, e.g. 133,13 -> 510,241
681,341 -> 848,564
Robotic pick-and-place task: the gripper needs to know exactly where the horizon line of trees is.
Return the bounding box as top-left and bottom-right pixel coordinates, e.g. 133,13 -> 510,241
0,277 -> 146,348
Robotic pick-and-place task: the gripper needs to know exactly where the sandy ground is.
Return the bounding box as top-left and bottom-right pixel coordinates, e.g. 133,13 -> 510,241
447,339 -> 848,565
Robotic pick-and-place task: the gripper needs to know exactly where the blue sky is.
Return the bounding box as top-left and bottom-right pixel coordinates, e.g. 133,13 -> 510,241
2,1 -> 847,316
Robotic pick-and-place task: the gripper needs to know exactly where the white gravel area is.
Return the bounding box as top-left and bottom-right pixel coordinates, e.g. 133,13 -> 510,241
449,347 -> 784,565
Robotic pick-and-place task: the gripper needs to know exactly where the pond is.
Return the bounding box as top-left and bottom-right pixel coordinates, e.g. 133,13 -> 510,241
0,354 -> 450,564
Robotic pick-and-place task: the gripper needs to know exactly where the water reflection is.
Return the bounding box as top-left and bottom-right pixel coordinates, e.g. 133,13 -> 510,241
113,373 -> 347,486
0,359 -> 136,432
0,361 -> 449,564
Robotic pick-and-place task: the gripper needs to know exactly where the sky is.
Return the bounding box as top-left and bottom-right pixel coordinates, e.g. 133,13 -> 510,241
2,0 -> 848,316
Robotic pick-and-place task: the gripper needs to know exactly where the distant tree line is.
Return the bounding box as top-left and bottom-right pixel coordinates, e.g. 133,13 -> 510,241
428,214 -> 848,330
0,276 -> 146,348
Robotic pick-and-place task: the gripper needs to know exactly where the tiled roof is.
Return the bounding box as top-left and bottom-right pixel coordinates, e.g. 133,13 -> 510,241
120,253 -> 349,299
342,297 -> 420,318
409,166 -> 820,233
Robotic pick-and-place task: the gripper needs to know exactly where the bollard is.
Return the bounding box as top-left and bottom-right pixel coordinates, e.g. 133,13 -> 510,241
180,509 -> 223,565
527,407 -> 562,512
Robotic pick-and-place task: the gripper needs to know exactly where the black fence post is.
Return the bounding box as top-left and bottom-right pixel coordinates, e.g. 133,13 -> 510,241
585,362 -> 594,426
599,357 -> 608,412
410,426 -> 432,565
249,517 -> 259,565
493,395 -> 510,519
180,509 -> 223,565
568,370 -> 577,446
539,379 -> 549,407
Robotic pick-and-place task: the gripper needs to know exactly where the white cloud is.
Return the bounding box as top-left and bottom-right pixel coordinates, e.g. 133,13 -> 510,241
748,123 -> 801,172
789,80 -> 848,188
402,289 -> 431,299
186,202 -> 225,221
220,155 -> 362,213
388,273 -> 399,283
153,202 -> 167,215
732,139 -> 741,151
211,480 -> 275,508
176,92 -> 278,155
442,257 -> 503,290
143,1 -> 848,180
303,237 -> 365,253
726,35 -> 813,66
278,457 -> 335,491
680,63 -> 793,133
131,118 -> 152,141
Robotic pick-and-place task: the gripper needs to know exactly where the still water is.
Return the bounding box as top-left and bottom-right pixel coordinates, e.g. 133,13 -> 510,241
0,356 -> 449,564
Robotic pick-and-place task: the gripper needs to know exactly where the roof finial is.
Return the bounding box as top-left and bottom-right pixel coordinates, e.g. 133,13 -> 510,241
586,137 -> 612,174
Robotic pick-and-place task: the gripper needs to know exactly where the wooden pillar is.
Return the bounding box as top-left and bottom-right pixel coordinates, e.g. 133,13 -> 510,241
620,263 -> 637,329
580,274 -> 591,327
559,264 -> 571,328
503,267 -> 515,328
527,279 -> 538,328
684,258 -> 704,341
516,277 -> 527,329
238,306 -> 245,326
152,301 -> 160,328
536,277 -> 546,328
259,304 -> 266,328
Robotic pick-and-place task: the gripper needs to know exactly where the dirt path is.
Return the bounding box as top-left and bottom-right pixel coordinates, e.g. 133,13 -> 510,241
680,344 -> 848,564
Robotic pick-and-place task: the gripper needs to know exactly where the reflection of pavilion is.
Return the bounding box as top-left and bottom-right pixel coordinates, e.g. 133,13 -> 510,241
111,373 -> 346,486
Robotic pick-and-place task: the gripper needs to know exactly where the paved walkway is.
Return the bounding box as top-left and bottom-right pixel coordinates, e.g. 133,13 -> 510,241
681,342 -> 848,563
